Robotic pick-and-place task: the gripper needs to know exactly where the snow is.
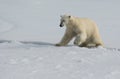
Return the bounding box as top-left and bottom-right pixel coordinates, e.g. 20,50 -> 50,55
0,0 -> 120,79
0,43 -> 120,79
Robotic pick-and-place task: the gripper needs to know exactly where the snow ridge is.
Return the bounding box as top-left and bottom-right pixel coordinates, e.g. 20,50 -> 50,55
0,40 -> 120,52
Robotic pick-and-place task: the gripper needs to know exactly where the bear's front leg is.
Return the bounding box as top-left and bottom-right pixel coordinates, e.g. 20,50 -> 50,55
55,43 -> 64,46
56,30 -> 75,46
74,33 -> 87,46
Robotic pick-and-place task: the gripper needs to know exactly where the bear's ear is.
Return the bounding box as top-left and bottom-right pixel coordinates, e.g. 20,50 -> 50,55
68,15 -> 71,18
60,15 -> 62,18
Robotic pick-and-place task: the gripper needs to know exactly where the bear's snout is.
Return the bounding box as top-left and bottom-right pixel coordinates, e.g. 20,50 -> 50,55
60,24 -> 63,27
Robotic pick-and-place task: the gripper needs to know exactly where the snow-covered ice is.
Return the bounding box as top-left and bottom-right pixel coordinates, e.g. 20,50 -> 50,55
0,0 -> 120,79
0,41 -> 120,79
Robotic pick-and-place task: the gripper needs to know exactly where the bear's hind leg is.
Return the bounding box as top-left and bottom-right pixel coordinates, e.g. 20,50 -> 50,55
95,43 -> 104,47
79,42 -> 87,47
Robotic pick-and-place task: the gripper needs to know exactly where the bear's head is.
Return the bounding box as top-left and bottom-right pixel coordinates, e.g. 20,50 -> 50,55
59,14 -> 72,27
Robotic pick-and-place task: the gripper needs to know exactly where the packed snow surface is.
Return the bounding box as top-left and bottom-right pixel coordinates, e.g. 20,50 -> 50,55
0,41 -> 120,79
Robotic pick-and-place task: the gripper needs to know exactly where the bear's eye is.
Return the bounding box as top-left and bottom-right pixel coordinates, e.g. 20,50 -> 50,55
62,20 -> 65,22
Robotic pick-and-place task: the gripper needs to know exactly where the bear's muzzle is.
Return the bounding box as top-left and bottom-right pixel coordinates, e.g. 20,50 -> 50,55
60,24 -> 63,27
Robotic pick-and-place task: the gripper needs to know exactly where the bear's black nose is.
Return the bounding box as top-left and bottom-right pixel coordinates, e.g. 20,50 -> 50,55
60,24 -> 63,27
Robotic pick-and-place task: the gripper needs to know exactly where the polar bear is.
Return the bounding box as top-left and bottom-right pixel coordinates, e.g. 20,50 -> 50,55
56,14 -> 104,47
